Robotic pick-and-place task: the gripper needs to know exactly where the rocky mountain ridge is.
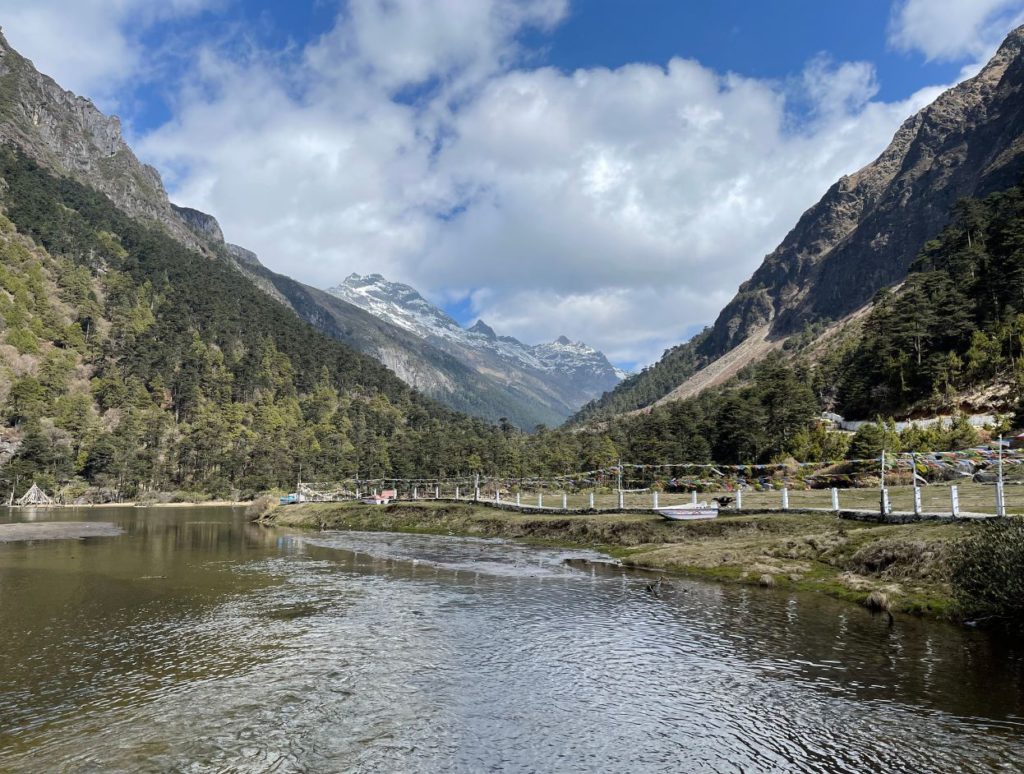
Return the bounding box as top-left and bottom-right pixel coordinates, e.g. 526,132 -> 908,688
705,25 -> 1024,355
0,29 -> 207,253
329,272 -> 625,383
575,23 -> 1024,422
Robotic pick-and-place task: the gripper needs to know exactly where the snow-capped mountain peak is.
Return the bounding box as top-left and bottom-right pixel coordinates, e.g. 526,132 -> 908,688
331,273 -> 459,336
326,273 -> 624,411
468,319 -> 497,339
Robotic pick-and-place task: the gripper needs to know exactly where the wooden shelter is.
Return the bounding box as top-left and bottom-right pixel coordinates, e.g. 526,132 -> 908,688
17,483 -> 53,507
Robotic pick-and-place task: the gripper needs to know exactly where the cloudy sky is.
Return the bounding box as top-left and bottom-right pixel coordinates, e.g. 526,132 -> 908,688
4,0 -> 1024,369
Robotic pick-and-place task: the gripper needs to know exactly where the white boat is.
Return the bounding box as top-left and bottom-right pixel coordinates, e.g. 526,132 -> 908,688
656,503 -> 719,521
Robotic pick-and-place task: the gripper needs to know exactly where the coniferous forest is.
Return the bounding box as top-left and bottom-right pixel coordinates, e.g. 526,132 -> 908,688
0,146 -> 518,497
823,186 -> 1024,416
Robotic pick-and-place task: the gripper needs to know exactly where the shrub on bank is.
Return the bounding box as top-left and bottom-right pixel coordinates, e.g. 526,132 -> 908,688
245,494 -> 278,520
951,518 -> 1024,623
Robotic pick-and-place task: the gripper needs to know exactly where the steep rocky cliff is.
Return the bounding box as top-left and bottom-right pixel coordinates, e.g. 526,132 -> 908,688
0,28 -> 205,252
576,24 -> 1024,421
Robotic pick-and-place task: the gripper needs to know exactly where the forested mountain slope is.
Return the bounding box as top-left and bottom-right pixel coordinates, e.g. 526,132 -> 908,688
574,24 -> 1024,423
820,183 -> 1024,418
0,146 -> 513,497
0,28 -> 582,429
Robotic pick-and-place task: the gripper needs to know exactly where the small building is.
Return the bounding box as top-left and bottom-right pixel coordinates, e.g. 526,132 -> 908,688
362,489 -> 397,505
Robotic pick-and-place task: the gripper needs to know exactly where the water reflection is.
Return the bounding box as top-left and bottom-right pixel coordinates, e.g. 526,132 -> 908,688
0,508 -> 1022,772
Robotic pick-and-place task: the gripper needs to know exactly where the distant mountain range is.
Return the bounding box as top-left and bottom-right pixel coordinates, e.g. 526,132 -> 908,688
165,190 -> 622,430
574,24 -> 1024,423
222,257 -> 624,428
328,273 -> 624,422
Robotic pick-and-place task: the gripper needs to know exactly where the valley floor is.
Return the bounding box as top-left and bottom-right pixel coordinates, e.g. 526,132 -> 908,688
265,501 -> 973,619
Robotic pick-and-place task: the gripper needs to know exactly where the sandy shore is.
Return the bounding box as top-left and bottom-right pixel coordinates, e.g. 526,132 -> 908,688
0,522 -> 124,542
8,500 -> 248,509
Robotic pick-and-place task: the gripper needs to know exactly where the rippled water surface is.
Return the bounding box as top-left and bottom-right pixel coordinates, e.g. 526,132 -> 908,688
2,507 -> 1024,772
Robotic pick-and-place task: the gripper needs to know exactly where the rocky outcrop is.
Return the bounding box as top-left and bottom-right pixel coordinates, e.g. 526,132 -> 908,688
226,243 -> 263,268
172,204 -> 225,244
703,25 -> 1024,355
0,28 -> 205,252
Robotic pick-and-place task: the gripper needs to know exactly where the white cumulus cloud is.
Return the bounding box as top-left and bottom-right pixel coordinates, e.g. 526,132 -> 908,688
889,0 -> 1024,61
1,0 -> 219,108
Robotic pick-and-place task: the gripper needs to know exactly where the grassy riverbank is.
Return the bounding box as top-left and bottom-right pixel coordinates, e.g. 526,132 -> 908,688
266,501 -> 974,618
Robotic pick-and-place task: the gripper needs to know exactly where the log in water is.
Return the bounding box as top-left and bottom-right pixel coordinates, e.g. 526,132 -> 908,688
0,506 -> 1022,772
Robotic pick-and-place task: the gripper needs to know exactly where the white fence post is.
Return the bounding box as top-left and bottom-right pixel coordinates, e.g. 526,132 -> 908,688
913,486 -> 922,516
831,488 -> 839,512
735,489 -> 742,510
618,491 -> 624,510
538,492 -> 543,508
413,486 -> 417,500
951,485 -> 960,517
691,491 -> 698,505
998,434 -> 1006,517
562,493 -> 568,510
516,492 -> 521,506
496,490 -> 501,503
881,488 -> 891,516
435,486 -> 439,499
782,488 -> 789,510
589,492 -> 595,510
653,491 -> 659,509
455,486 -> 460,499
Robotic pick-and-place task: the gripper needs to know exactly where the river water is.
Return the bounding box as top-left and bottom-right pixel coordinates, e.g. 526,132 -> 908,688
1,506 -> 1024,773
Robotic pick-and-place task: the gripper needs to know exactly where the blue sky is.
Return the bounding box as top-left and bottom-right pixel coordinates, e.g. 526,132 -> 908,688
4,0 -> 1024,369
119,2 -> 966,135
543,1 -> 963,100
